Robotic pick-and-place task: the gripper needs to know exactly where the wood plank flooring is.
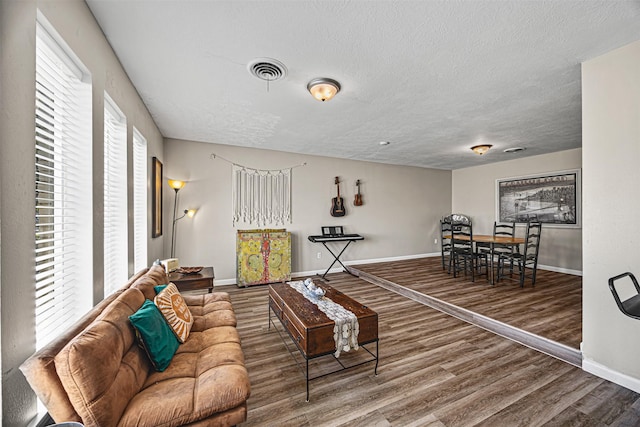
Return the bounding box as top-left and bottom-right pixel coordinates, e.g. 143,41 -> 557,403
350,257 -> 582,349
224,271 -> 640,426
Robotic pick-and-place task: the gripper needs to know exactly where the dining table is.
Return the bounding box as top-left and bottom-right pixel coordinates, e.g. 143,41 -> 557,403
446,234 -> 525,285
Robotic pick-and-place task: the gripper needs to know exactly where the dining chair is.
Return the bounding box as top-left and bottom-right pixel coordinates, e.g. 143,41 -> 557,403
497,221 -> 542,287
475,221 -> 515,275
493,221 -> 516,253
477,222 -> 516,253
440,218 -> 453,271
442,214 -> 471,273
451,221 -> 488,282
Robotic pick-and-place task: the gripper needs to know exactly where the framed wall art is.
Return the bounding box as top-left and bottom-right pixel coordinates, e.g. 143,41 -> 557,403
496,169 -> 581,228
152,157 -> 163,237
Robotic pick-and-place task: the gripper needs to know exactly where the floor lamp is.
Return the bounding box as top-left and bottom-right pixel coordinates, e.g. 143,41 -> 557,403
168,179 -> 185,258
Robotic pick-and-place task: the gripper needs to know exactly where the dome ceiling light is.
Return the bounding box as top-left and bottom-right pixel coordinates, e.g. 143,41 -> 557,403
470,144 -> 493,155
307,78 -> 341,102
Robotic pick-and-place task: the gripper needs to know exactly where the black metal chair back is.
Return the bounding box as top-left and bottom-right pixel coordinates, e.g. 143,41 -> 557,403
520,221 -> 542,286
496,221 -> 541,287
608,272 -> 640,320
440,219 -> 452,271
494,221 -> 515,238
451,221 -> 477,281
493,221 -> 516,256
523,222 -> 541,261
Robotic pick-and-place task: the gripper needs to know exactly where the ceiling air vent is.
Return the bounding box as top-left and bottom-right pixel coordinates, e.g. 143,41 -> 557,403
248,58 -> 288,82
504,147 -> 526,153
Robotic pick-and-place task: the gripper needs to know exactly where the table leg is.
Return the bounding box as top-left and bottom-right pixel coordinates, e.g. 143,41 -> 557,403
374,340 -> 379,376
306,358 -> 310,402
489,242 -> 495,285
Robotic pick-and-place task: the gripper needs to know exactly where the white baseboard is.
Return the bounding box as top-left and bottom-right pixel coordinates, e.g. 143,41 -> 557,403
213,253 -> 582,286
582,358 -> 640,393
214,278 -> 238,286
344,252 -> 436,265
215,253 -> 438,287
293,253 -> 436,278
538,264 -> 583,276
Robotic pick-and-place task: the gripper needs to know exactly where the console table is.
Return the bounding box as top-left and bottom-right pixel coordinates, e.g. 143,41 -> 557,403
168,266 -> 214,293
307,234 -> 364,280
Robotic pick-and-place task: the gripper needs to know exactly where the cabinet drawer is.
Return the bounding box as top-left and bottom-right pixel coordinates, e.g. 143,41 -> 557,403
269,299 -> 283,321
282,310 -> 307,352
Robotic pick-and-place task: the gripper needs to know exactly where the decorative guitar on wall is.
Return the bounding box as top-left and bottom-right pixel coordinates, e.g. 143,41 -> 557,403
354,179 -> 363,206
330,176 -> 346,217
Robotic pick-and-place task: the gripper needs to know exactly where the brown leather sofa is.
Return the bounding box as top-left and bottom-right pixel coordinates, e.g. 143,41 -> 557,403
20,265 -> 251,426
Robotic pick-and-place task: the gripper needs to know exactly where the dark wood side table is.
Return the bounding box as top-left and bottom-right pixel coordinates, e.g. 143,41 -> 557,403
168,267 -> 214,293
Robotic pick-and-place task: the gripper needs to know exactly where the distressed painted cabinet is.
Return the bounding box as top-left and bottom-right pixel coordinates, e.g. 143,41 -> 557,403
236,229 -> 291,287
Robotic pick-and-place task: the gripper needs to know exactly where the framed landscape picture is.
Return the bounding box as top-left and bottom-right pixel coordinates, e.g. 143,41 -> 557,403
152,157 -> 163,237
496,169 -> 581,228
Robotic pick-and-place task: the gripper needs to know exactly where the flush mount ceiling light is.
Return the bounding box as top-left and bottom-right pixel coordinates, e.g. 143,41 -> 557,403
307,78 -> 341,102
470,144 -> 493,155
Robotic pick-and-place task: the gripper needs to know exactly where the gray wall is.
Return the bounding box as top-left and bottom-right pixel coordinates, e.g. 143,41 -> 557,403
0,1 -> 163,424
582,40 -> 640,391
452,149 -> 583,273
164,139 -> 452,281
2,0 -> 639,423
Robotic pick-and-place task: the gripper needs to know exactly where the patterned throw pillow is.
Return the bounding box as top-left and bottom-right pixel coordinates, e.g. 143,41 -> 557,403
154,283 -> 194,343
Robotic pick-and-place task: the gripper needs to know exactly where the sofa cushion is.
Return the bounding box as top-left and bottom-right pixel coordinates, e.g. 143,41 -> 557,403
55,288 -> 151,426
131,264 -> 169,300
119,293 -> 250,427
129,299 -> 180,371
183,292 -> 237,331
23,266 -> 250,427
19,268 -> 150,423
154,283 -> 193,343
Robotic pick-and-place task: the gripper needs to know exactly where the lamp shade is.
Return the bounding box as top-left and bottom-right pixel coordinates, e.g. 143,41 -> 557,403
307,78 -> 341,102
168,179 -> 185,190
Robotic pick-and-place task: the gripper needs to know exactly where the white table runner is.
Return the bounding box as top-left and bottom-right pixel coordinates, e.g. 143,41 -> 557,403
288,280 -> 359,357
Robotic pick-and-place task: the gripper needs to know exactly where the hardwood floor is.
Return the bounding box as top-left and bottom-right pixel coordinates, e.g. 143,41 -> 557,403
350,257 -> 582,349
224,270 -> 640,426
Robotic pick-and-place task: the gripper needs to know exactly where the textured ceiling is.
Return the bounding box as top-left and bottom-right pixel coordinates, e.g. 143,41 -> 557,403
86,0 -> 640,170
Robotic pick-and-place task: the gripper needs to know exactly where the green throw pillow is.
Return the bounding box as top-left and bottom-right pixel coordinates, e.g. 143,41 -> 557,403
154,284 -> 168,294
129,299 -> 179,371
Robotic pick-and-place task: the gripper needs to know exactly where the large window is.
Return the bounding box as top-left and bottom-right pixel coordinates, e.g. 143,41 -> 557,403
133,128 -> 148,272
34,19 -> 92,350
104,94 -> 128,296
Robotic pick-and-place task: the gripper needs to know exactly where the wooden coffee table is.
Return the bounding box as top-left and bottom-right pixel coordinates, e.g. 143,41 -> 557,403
268,282 -> 378,401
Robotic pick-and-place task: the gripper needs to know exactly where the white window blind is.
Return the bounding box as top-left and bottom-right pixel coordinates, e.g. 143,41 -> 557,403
35,20 -> 92,350
133,128 -> 148,273
104,95 -> 128,296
